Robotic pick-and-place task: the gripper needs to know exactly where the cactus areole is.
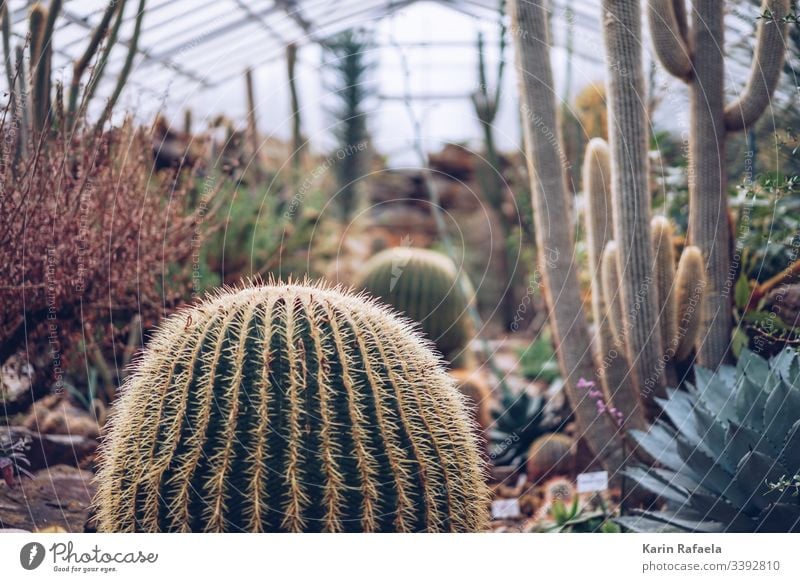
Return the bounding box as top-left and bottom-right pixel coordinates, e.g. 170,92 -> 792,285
94,282 -> 489,532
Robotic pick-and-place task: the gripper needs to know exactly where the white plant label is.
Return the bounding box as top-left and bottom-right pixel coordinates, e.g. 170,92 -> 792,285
491,498 -> 521,520
577,470 -> 608,493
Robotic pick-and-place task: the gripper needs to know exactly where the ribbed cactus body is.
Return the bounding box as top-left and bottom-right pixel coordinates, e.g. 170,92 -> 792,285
602,0 -> 664,398
357,247 -> 475,367
651,216 -> 677,355
673,246 -> 705,361
95,283 -> 489,532
600,241 -> 625,350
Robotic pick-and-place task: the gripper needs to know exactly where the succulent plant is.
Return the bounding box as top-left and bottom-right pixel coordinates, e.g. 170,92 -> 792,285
357,247 -> 475,367
647,0 -> 790,368
620,348 -> 800,532
526,433 -> 575,484
95,282 -> 490,532
489,383 -> 551,468
532,477 -> 619,533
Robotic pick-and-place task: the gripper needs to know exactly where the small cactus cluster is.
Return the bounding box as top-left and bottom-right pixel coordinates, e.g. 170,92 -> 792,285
647,0 -> 790,368
584,138 -> 705,425
356,247 -> 476,367
95,282 -> 490,532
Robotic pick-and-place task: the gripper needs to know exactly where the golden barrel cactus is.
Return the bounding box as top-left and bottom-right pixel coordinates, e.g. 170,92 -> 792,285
356,247 -> 475,367
94,282 -> 489,532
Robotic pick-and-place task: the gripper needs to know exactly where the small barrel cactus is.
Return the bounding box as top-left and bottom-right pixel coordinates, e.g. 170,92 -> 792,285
526,433 -> 575,484
356,247 -> 475,367
95,282 -> 489,532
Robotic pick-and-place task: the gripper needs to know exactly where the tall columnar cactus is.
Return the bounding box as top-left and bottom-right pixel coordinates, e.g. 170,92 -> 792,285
583,139 -> 646,430
602,0 -> 665,402
244,68 -> 259,159
66,0 -> 117,127
356,247 -> 475,368
509,0 -> 625,480
651,216 -> 677,357
95,282 -> 490,532
600,241 -> 625,350
648,0 -> 790,368
286,42 -> 304,178
28,4 -> 48,134
95,0 -> 146,133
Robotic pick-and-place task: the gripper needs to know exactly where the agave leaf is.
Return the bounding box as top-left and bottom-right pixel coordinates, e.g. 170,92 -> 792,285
692,406 -> 730,471
764,380 -> 800,448
685,491 -> 755,532
626,509 -> 724,533
782,418 -> 800,474
676,437 -> 734,496
615,515 -> 683,533
629,424 -> 681,469
650,467 -> 710,496
656,389 -> 714,456
692,365 -> 736,420
725,420 -> 781,467
772,347 -> 799,387
623,466 -> 689,505
735,376 -> 767,431
738,348 -> 771,387
755,503 -> 800,533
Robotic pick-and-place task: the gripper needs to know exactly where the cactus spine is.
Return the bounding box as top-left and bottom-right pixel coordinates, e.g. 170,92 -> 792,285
602,0 -> 665,403
509,0 -> 625,480
647,0 -> 790,368
95,282 -> 489,532
583,139 -> 645,430
357,247 -> 475,368
449,369 -> 492,456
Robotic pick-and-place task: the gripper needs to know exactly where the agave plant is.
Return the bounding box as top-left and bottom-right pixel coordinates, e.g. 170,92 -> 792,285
489,384 -> 556,467
619,348 -> 800,532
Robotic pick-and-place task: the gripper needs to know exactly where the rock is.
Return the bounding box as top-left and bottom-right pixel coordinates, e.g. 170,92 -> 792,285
22,393 -> 102,439
0,465 -> 95,532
